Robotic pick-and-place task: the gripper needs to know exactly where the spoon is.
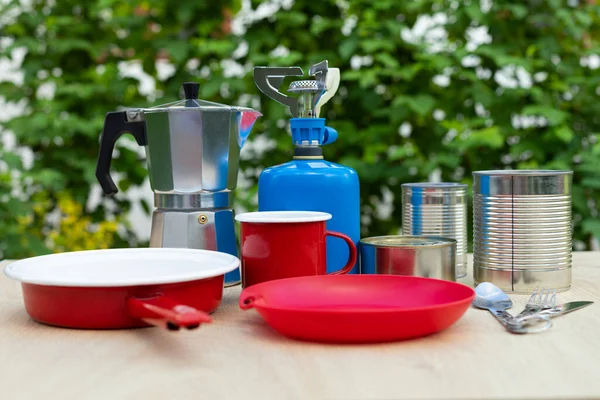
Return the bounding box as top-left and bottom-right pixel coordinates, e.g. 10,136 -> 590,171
473,282 -> 552,334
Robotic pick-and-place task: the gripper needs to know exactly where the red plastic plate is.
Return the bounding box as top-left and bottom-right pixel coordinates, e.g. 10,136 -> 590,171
240,274 -> 475,343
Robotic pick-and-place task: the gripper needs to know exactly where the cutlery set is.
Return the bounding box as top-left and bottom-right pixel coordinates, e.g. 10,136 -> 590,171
474,282 -> 592,334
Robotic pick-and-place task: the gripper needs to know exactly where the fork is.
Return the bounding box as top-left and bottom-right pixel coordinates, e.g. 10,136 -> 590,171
508,287 -> 557,326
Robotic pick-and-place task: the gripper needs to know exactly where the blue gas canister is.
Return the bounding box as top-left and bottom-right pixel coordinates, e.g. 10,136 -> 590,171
253,61 -> 360,274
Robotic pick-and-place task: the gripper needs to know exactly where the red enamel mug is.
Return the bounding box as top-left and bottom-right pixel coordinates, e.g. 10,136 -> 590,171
235,211 -> 357,288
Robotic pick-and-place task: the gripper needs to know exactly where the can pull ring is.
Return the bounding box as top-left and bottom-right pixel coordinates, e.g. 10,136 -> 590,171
325,231 -> 357,275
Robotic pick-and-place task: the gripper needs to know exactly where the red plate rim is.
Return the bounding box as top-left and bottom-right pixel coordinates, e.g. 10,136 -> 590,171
241,274 -> 475,313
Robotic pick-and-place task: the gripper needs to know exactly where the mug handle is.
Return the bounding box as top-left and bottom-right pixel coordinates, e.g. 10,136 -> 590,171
325,231 -> 357,275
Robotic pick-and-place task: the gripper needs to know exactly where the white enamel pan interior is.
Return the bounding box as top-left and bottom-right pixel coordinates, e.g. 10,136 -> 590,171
4,248 -> 240,287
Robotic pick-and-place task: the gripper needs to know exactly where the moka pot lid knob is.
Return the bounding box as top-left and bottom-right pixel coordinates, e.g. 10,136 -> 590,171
182,82 -> 200,100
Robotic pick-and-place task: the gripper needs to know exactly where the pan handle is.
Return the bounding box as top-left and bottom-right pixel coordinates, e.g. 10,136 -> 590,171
127,295 -> 212,331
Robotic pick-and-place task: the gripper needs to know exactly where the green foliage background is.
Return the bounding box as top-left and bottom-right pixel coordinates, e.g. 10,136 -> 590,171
1,0 -> 600,259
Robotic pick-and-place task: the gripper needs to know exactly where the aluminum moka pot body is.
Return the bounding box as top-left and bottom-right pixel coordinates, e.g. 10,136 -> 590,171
143,107 -> 256,196
96,84 -> 261,207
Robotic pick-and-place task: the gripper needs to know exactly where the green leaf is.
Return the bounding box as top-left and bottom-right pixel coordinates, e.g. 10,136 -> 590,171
576,154 -> 600,174
361,39 -> 395,53
409,94 -> 436,116
388,144 -> 416,161
582,177 -> 600,189
339,38 -> 358,61
416,54 -> 453,70
33,169 -> 67,191
574,11 -> 593,27
310,16 -> 336,36
571,185 -> 588,214
167,42 -> 189,64
24,235 -> 51,255
5,198 -> 27,215
0,152 -> 22,169
544,158 -> 572,171
393,94 -> 436,116
465,4 -> 484,22
375,53 -> 400,68
197,39 -> 236,57
200,78 -> 223,98
275,11 -> 307,26
49,38 -> 94,54
556,8 -> 582,38
553,125 -> 574,143
435,152 -> 461,168
118,179 -> 132,192
394,64 -> 423,81
582,219 -> 600,237
140,199 -> 151,215
521,105 -> 568,126
475,46 -> 532,68
455,126 -> 504,150
506,5 -> 528,19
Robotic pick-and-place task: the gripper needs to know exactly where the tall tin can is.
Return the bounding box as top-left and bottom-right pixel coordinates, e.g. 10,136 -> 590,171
473,170 -> 573,293
401,183 -> 468,279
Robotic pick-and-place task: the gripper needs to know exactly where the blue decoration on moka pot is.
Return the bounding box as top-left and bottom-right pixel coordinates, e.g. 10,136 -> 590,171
253,61 -> 360,274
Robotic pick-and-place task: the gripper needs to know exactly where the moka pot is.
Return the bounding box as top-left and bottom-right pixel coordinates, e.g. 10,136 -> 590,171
95,82 -> 261,286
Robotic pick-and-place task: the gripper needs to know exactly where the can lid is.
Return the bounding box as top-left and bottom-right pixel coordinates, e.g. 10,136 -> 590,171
401,182 -> 467,188
473,169 -> 573,195
360,235 -> 456,248
473,170 -> 573,176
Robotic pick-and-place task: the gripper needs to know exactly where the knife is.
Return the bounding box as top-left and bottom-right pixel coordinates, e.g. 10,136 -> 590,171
538,301 -> 593,317
513,301 -> 593,325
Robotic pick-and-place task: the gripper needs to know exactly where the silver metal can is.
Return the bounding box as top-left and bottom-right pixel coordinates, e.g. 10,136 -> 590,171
473,170 -> 573,293
360,236 -> 457,281
401,182 -> 468,278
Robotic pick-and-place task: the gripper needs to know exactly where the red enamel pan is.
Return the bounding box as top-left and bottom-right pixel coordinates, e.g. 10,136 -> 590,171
4,248 -> 239,331
240,275 -> 475,343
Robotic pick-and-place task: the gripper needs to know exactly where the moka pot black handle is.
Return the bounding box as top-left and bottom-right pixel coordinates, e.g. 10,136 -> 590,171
95,111 -> 147,196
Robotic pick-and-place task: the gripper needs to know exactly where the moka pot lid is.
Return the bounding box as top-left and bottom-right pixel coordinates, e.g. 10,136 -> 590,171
143,82 -> 259,114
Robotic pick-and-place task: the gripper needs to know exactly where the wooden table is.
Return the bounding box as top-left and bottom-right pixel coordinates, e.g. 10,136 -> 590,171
1,253 -> 599,400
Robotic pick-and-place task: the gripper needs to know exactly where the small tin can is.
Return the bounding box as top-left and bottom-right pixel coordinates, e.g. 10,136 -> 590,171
473,170 -> 573,293
360,236 -> 457,281
401,182 -> 468,278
